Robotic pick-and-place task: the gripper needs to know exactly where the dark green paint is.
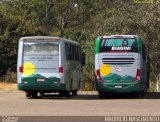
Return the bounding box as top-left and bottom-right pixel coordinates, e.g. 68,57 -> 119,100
95,36 -> 100,54
136,37 -> 142,54
96,81 -> 144,93
18,74 -> 66,91
102,73 -> 135,82
18,83 -> 65,91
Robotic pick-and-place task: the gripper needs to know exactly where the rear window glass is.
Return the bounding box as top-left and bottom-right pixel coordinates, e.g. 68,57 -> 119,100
99,38 -> 137,53
24,42 -> 59,56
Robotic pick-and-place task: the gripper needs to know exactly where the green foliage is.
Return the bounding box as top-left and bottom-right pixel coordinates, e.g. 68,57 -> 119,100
0,0 -> 160,91
0,72 -> 17,83
149,81 -> 157,92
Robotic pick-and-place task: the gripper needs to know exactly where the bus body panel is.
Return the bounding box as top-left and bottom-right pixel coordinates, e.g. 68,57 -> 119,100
17,36 -> 81,93
98,53 -> 139,82
18,38 -> 63,91
96,53 -> 142,93
95,35 -> 149,94
96,82 -> 144,93
17,39 -> 23,84
63,40 -> 81,91
64,60 -> 81,91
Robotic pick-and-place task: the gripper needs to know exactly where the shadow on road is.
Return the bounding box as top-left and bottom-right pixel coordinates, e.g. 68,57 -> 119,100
71,92 -> 160,100
143,92 -> 160,99
28,92 -> 160,100
29,94 -> 99,100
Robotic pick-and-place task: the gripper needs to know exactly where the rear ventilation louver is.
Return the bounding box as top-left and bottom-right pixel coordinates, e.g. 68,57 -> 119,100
102,58 -> 135,65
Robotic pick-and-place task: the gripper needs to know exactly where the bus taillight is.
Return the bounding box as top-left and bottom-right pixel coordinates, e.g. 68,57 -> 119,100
133,35 -> 137,39
114,35 -> 123,38
59,67 -> 63,76
19,66 -> 23,73
134,69 -> 141,82
96,69 -> 102,81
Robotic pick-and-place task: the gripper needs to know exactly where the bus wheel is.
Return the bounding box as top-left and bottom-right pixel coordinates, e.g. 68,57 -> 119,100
25,91 -> 31,98
138,91 -> 144,98
99,92 -> 105,99
31,92 -> 38,98
65,91 -> 71,98
40,92 -> 45,98
72,90 -> 78,96
59,91 -> 65,97
134,92 -> 144,98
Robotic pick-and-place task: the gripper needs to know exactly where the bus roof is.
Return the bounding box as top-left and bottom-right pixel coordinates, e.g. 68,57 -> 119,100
102,35 -> 138,39
19,36 -> 79,45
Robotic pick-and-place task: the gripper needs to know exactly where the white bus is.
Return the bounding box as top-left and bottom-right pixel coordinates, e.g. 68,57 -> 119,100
95,35 -> 150,98
17,36 -> 82,98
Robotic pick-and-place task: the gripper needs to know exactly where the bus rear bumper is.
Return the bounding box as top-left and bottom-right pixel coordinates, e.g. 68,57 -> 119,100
96,82 -> 144,93
18,83 -> 66,91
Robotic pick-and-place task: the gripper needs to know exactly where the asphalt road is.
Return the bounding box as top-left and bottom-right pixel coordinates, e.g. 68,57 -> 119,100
0,90 -> 160,116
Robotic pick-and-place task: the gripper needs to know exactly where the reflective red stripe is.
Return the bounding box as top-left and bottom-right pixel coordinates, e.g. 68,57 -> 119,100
19,66 -> 23,73
38,38 -> 44,40
96,69 -> 102,81
96,70 -> 100,76
59,67 -> 63,74
133,35 -> 137,39
134,69 -> 141,82
100,36 -> 104,40
114,35 -> 123,38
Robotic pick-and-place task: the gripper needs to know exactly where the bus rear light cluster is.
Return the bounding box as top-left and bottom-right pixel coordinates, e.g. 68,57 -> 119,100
19,66 -> 23,73
133,35 -> 137,39
59,67 -> 63,76
114,35 -> 123,38
100,36 -> 104,40
96,69 -> 102,81
134,69 -> 141,82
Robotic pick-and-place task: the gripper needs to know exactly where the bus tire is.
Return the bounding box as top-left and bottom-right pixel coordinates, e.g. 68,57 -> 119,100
40,92 -> 45,97
25,91 -> 32,98
135,92 -> 144,98
99,92 -> 105,99
72,90 -> 78,96
59,91 -> 65,97
31,92 -> 38,98
140,91 -> 144,98
65,91 -> 71,98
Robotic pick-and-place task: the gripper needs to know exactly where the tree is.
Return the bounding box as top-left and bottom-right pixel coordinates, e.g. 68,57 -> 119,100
0,0 -> 160,91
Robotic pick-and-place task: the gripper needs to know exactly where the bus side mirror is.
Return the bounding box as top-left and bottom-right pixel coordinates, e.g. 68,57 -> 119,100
81,53 -> 85,66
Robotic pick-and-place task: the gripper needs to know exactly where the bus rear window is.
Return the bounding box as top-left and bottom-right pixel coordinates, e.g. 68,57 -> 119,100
24,42 -> 59,56
99,38 -> 137,53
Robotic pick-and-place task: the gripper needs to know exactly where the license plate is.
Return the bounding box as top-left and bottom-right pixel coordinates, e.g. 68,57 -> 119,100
37,78 -> 45,82
115,86 -> 122,88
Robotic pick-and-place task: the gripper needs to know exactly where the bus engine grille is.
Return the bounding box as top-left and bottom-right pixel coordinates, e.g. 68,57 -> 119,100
102,58 -> 135,65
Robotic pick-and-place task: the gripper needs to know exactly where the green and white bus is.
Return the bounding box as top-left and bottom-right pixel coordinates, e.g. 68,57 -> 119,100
17,36 -> 82,98
95,35 -> 150,98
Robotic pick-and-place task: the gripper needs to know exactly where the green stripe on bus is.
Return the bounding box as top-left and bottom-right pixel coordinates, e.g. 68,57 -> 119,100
95,36 -> 100,54
137,37 -> 142,54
